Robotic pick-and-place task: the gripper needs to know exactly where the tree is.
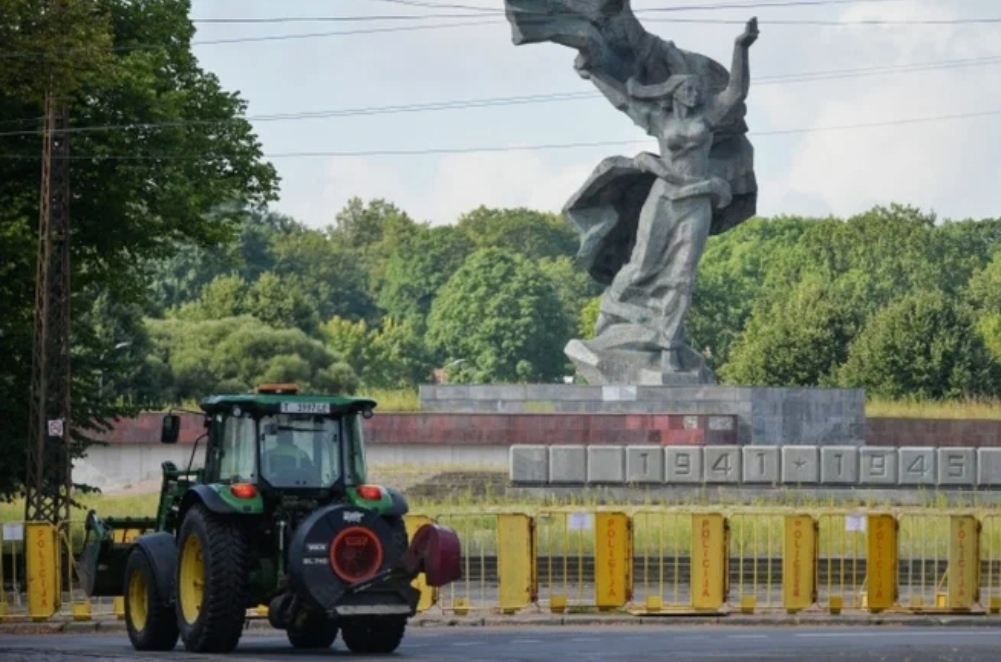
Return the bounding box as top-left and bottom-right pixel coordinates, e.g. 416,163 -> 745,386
323,317 -> 434,390
718,278 -> 864,387
837,291 -> 1000,400
426,248 -> 570,383
687,215 -> 814,369
964,250 -> 1001,363
0,0 -> 278,500
0,0 -> 113,103
457,206 -> 578,261
271,223 -> 377,324
376,224 -> 473,330
146,316 -> 358,402
538,256 -> 603,337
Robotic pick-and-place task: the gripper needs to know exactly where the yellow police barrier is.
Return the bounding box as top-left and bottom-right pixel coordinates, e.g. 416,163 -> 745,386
496,513 -> 535,613
782,515 -> 817,614
0,521 -> 21,620
11,508 -> 1001,620
429,512 -> 502,614
866,514 -> 898,612
816,512 -> 867,613
534,510 -> 595,611
594,512 -> 631,610
630,509 -> 693,613
691,513 -> 728,612
727,511 -> 779,614
980,514 -> 1001,613
948,515 -> 979,611
403,515 -> 436,613
25,522 -> 59,621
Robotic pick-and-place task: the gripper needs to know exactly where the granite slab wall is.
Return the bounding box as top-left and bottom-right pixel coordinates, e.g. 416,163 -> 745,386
419,384 -> 866,446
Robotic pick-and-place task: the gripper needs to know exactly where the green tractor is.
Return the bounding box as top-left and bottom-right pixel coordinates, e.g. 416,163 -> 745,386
78,383 -> 461,654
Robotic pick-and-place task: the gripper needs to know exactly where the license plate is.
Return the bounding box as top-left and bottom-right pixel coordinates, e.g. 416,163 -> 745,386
280,401 -> 331,414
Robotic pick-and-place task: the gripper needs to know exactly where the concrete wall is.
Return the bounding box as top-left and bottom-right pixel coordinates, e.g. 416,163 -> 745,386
419,384 -> 866,445
510,444 -> 1001,489
76,409 -> 1001,492
75,442 -> 510,492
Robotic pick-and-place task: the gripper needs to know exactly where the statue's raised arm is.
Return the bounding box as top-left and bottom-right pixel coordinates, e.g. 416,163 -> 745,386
504,0 -> 735,118
705,18 -> 759,128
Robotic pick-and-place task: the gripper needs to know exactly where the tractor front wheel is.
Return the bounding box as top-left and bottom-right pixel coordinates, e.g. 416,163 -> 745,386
287,612 -> 338,649
123,548 -> 179,651
340,616 -> 407,654
174,504 -> 252,653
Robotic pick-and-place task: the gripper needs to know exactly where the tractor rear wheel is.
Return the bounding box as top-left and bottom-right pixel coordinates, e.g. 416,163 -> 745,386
174,504 -> 252,653
123,548 -> 179,651
287,612 -> 338,649
340,616 -> 407,654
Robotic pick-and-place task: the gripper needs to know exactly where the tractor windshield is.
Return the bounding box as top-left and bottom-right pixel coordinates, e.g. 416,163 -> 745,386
259,414 -> 344,489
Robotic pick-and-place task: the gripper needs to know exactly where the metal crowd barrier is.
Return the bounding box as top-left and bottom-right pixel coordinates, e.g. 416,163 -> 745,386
4,508 -> 1001,621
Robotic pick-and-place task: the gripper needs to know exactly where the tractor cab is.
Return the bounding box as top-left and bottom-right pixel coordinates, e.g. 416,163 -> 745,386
160,383 -> 376,500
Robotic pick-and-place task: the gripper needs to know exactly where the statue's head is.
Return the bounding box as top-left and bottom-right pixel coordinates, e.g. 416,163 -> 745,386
667,76 -> 700,108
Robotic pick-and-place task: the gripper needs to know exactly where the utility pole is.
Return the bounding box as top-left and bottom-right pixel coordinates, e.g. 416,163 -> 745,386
24,90 -> 73,531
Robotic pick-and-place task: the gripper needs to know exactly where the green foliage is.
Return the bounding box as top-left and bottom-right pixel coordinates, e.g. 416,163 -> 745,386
324,317 -> 434,390
457,206 -> 578,261
426,248 -> 571,383
538,256 -> 603,336
688,216 -> 813,368
719,277 -> 865,386
147,316 -> 358,401
0,0 -> 278,500
0,0 -> 114,102
376,224 -> 473,330
837,292 -> 1000,400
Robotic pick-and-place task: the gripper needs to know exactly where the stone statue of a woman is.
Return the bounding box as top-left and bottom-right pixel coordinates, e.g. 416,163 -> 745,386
505,1 -> 759,385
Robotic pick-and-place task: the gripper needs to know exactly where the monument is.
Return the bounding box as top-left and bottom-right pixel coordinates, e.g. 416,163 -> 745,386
417,1 -> 866,459
504,0 -> 758,386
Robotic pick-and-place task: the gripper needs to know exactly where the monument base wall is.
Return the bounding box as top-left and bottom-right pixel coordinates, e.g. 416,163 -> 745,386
419,384 -> 866,446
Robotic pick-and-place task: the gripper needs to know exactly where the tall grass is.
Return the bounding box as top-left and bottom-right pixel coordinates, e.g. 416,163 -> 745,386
163,387 -> 1001,418
866,397 -> 1001,420
358,388 -> 1001,419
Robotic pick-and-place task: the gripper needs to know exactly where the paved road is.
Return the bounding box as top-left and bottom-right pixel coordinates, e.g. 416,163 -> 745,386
4,626 -> 1001,661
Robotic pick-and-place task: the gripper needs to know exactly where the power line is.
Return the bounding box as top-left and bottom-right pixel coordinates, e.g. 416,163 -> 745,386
3,9 -> 1000,59
367,0 -> 913,14
0,107 -> 996,160
192,0 -> 914,23
0,19 -> 498,59
0,54 -> 997,139
646,16 -> 1001,25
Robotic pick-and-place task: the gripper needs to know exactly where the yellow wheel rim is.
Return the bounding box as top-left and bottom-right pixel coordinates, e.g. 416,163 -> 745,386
178,533 -> 205,624
127,568 -> 148,631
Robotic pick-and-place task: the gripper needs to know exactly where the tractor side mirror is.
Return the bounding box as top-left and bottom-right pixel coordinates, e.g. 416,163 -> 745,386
161,414 -> 180,444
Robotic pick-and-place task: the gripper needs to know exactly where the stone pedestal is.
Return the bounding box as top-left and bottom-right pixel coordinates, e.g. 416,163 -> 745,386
419,384 -> 866,446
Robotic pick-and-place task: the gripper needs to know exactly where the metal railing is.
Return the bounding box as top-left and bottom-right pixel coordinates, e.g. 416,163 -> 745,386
5,507 -> 1001,621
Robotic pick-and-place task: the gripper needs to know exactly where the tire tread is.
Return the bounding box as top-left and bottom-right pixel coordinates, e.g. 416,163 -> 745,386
176,504 -> 252,653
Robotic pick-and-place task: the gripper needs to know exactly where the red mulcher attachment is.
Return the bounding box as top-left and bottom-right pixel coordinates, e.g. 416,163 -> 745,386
286,504 -> 463,619
398,523 -> 462,586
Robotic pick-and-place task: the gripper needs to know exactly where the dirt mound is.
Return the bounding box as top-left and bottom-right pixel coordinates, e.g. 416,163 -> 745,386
401,470 -> 509,501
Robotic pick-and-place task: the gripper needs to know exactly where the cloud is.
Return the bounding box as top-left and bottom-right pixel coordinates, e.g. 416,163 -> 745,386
193,0 -> 1001,226
763,0 -> 1001,221
319,149 -> 601,226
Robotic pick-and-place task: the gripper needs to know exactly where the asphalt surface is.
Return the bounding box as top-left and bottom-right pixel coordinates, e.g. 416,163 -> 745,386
3,625 -> 1001,661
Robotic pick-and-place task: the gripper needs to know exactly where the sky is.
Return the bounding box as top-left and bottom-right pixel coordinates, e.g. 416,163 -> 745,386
186,0 -> 1001,229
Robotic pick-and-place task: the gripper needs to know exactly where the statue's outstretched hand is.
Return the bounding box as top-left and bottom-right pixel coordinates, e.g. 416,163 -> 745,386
736,17 -> 759,48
